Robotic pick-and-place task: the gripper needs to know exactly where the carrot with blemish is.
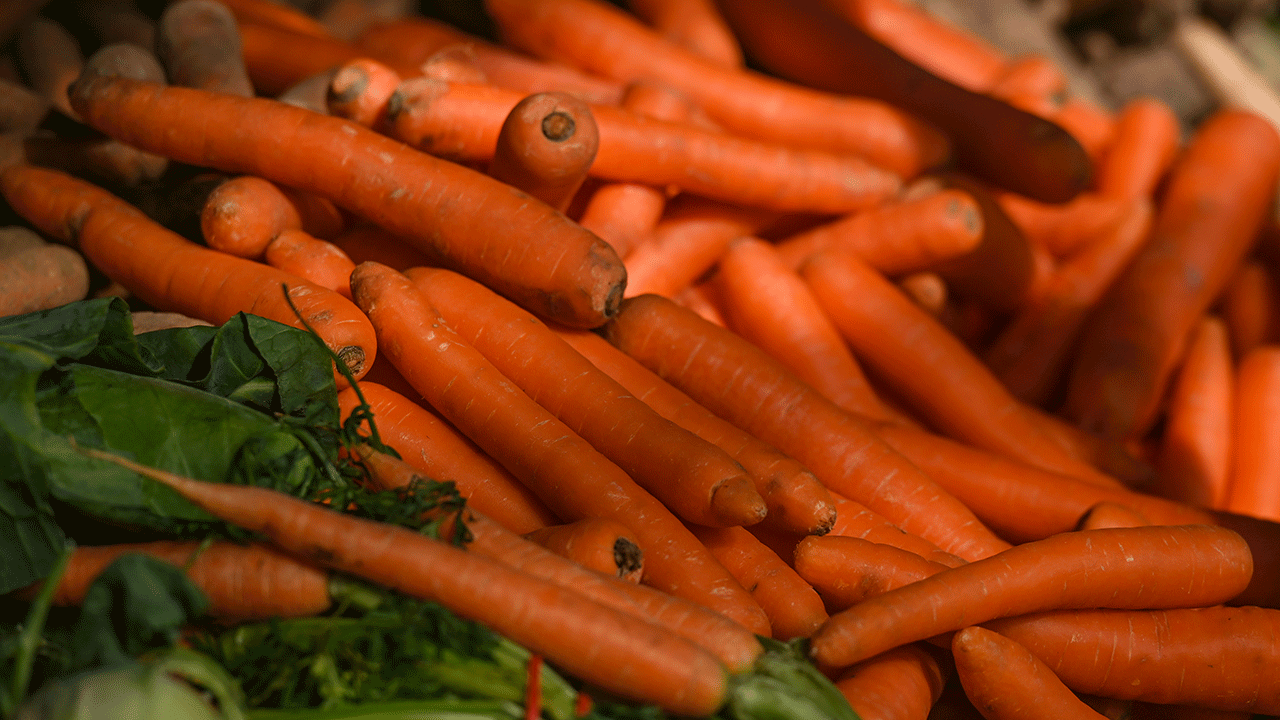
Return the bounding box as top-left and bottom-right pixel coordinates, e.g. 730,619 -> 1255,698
326,57 -> 402,128
794,534 -> 953,611
486,91 -> 599,212
525,518 -> 645,583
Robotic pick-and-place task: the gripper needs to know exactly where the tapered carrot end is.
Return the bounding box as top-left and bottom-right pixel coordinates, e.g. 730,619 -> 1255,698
709,476 -> 769,527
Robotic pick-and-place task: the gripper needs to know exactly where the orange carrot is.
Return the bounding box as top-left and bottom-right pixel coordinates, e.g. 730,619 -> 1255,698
1220,258 -> 1280,358
800,247 -> 1124,488
896,271 -> 948,317
68,74 -> 626,328
237,20 -> 420,97
77,445 -> 734,717
215,0 -> 332,40
156,0 -> 255,97
0,235 -> 89,317
624,0 -> 744,68
404,265 -> 767,529
327,223 -> 441,269
202,175 -> 344,259
986,53 -> 1067,117
793,534 -> 953,612
555,326 -> 838,536
951,625 -> 1108,720
602,292 -> 1011,562
263,229 -> 356,299
808,524 -> 1254,670
524,518 -> 645,583
996,191 -> 1131,260
482,0 -> 951,178
337,382 -> 559,535
1051,97 -> 1117,168
1075,501 -> 1150,530
1223,345 -> 1280,523
824,492 -> 964,566
1,164 -> 377,382
713,236 -> 894,422
686,524 -> 829,640
350,262 -> 770,634
417,44 -> 490,84
486,91 -> 599,212
326,56 -> 402,129
835,643 -> 949,720
1063,109 -> 1280,439
1093,96 -> 1182,203
986,606 -> 1280,715
1155,315 -> 1235,509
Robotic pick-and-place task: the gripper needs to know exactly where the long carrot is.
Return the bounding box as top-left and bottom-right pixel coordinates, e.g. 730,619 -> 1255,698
951,625 -> 1109,720
76,445 -> 733,717
1093,96 -> 1182,202
601,292 -> 1012,562
793,534 -> 953,612
554,326 -> 838,536
808,524 -> 1254,670
263,229 -> 356,300
524,518 -> 645,583
1063,109 -> 1280,439
486,91 -> 599,213
482,0 -> 950,178
404,265 -> 766,529
236,20 -> 421,97
0,164 -> 377,383
625,0 -> 743,69
349,262 -> 770,634
67,74 -> 626,329
834,643 -> 949,720
1223,345 -> 1280,523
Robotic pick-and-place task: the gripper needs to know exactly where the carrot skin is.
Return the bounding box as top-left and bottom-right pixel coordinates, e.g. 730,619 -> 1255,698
1223,345 -> 1280,523
951,625 -> 1108,720
793,534 -> 953,612
263,229 -> 356,300
524,518 -> 645,583
486,91 -> 599,213
834,643 -> 949,720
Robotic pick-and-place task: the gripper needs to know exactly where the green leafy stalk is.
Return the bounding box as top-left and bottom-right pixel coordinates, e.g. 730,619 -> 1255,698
3,543 -> 73,718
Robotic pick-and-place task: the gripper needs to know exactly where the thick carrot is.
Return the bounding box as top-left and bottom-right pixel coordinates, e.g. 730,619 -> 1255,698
1155,315 -> 1235,509
986,606 -> 1280,715
524,518 -> 645,583
1094,96 -> 1182,203
800,247 -> 1124,488
793,534 -> 953,612
202,175 -> 345,259
263,229 -> 356,300
714,237 -> 892,422
326,57 -> 402,129
1223,345 -> 1280,523
482,0 -> 950,178
349,262 -> 770,633
33,540 -> 332,620
385,77 -> 903,214
951,625 -> 1108,720
601,293 -> 1011,562
68,74 -> 626,328
835,643 -> 949,720
1220,258 -> 1280,358
0,239 -> 89,317
1063,109 -> 1280,439
624,0 -> 743,68
555,326 -> 838,536
808,524 -> 1254,670
404,265 -> 767,529
156,0 -> 255,97
1,164 -> 377,382
337,382 -> 559,535
78,445 -> 733,717
486,91 -> 599,212
685,524 -> 829,640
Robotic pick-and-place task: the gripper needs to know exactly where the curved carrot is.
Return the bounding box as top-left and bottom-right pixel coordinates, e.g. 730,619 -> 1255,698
156,0 -> 255,97
1063,109 -> 1280,439
808,524 -> 1254,670
793,534 -> 953,611
0,241 -> 89,318
601,293 -> 1011,562
555,326 -> 838,536
1,164 -> 376,382
263,229 -> 356,300
996,191 -> 1131,260
482,0 -> 951,178
834,643 -> 949,720
1223,345 -> 1280,523
326,57 -> 402,129
68,74 -> 626,328
486,91 -> 599,212
404,265 -> 767,529
624,0 -> 744,68
78,445 -> 733,717
1094,96 -> 1181,203
349,262 -> 770,634
525,518 -> 644,583
951,625 -> 1108,720
1221,258 -> 1280,358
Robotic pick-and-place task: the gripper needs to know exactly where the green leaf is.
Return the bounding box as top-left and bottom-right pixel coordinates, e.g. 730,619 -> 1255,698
0,297 -> 162,376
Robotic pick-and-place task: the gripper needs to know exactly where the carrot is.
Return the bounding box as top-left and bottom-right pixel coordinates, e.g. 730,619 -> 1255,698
1223,345 -> 1280,523
1050,98 -> 1117,168
601,292 -> 1012,562
275,68 -> 335,113
156,0 -> 255,97
1220,258 -> 1280,357
486,91 -> 599,213
327,223 -> 441,270
349,262 -> 770,634
68,74 -> 625,328
263,229 -> 356,299
524,518 -> 645,583
482,0 -> 951,178
385,77 -> 904,214
808,523 -> 1255,670
417,44 -> 489,85
624,0 -> 744,68
800,247 -> 1124,488
31,540 -> 332,621
213,0 -> 332,40
824,492 -> 964,566
985,606 -> 1280,715
685,524 -> 829,640
1093,96 -> 1181,202
1155,315 -> 1235,509
202,176 -> 324,259
404,264 -> 767,529
326,57 -> 402,129
237,19 -> 421,98
986,53 -> 1067,117
1075,501 -> 1150,530
982,198 -> 1155,406
1,164 -> 377,383
773,188 -> 984,276
951,625 -> 1108,720
995,190 -> 1132,260
1063,109 -> 1280,440
713,236 -> 894,422
554,326 -> 838,536
337,382 -> 559,535
77,445 -> 733,717
0,230 -> 89,317
834,643 -> 949,720
14,16 -> 82,120
793,534 -> 953,612
896,271 -> 948,317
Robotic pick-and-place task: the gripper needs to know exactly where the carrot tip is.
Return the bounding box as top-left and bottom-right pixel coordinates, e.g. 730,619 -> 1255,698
710,477 -> 769,527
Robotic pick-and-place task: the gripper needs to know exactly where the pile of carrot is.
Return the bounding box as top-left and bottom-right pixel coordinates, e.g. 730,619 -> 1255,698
4,0 -> 1280,717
